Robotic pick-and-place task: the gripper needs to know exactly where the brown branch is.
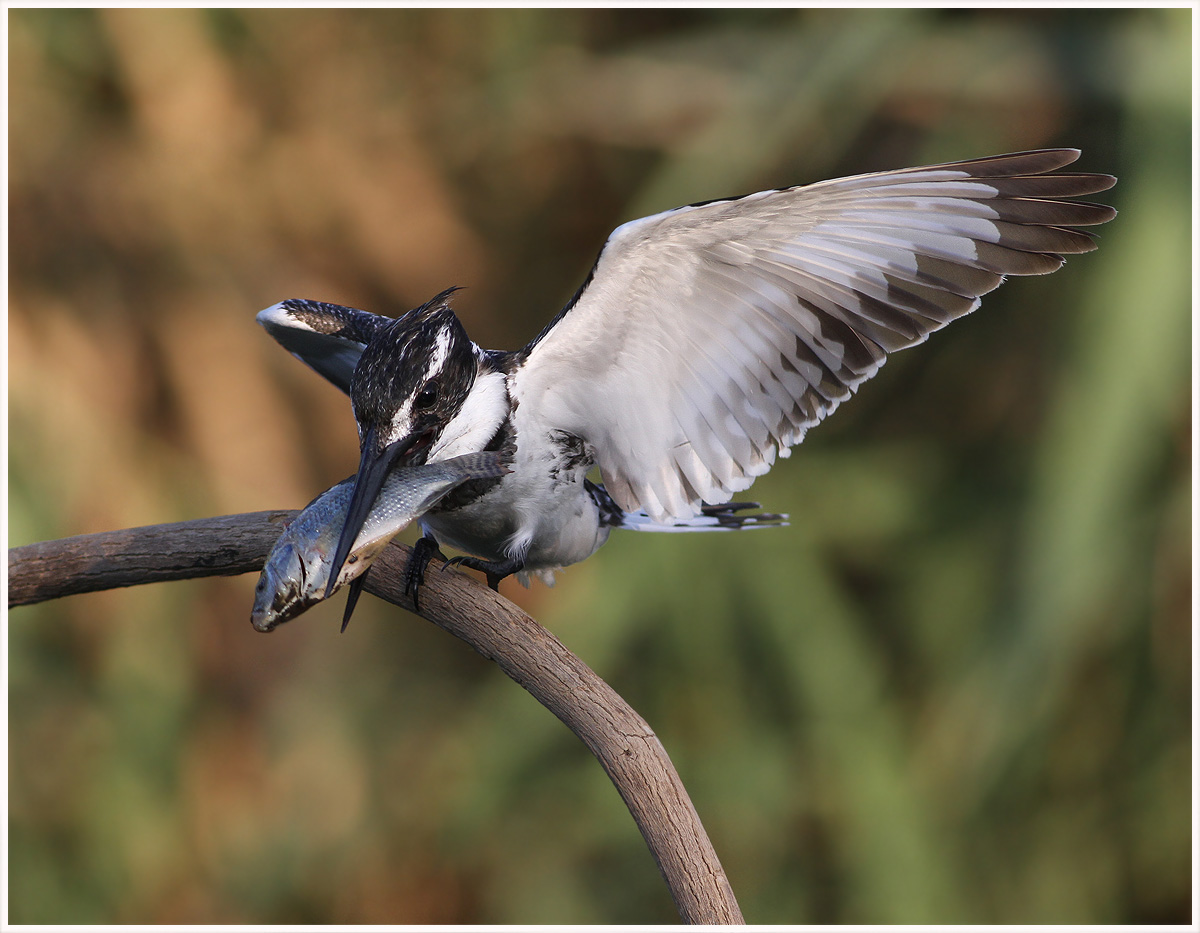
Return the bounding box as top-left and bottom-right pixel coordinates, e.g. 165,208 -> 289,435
8,515 -> 745,925
7,511 -> 294,605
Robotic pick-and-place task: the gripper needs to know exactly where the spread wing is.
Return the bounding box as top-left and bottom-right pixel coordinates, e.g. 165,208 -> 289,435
257,299 -> 384,394
514,149 -> 1117,522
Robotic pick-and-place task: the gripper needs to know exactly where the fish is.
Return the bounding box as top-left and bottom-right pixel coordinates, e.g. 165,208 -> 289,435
251,451 -> 508,632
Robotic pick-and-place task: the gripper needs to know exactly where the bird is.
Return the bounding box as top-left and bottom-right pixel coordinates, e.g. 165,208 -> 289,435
257,148 -> 1116,621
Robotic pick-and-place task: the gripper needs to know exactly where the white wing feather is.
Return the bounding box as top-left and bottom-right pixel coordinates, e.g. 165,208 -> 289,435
515,149 -> 1116,521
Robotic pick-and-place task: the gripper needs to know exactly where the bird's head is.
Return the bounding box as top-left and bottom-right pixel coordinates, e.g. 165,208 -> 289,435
327,288 -> 478,596
350,288 -> 478,467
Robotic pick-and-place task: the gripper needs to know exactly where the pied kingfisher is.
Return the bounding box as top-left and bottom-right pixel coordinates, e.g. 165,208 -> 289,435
257,149 -> 1115,620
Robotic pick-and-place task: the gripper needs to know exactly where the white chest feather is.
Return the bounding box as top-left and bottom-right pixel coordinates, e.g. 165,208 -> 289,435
427,370 -> 510,462
422,376 -> 610,575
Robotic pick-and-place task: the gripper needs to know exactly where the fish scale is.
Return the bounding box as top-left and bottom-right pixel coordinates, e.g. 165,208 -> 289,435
251,451 -> 508,632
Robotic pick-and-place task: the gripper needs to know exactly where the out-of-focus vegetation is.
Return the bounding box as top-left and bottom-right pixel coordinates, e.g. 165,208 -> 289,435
7,8 -> 1191,925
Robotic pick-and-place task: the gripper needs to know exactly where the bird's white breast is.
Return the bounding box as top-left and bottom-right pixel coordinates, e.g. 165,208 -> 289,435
422,374 -> 610,578
427,369 -> 510,462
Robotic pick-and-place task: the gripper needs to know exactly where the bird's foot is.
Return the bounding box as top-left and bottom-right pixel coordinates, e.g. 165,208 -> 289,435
442,555 -> 525,591
404,534 -> 446,612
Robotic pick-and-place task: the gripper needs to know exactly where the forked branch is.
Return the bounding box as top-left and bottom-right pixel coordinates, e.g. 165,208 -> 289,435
8,514 -> 744,925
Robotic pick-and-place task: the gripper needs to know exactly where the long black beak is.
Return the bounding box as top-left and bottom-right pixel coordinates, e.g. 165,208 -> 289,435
325,426 -> 424,599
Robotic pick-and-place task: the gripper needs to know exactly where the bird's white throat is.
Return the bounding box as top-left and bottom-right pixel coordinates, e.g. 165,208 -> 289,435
427,369 -> 510,462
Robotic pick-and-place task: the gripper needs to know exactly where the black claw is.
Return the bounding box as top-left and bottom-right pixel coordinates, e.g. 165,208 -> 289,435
404,534 -> 445,613
438,554 -> 523,590
698,500 -> 788,528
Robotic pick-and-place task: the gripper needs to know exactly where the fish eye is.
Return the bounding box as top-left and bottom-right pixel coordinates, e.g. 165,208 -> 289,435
414,382 -> 437,409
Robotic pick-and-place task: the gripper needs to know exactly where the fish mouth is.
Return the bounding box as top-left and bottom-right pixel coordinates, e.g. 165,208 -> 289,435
250,575 -> 278,632
250,609 -> 279,633
251,550 -> 309,633
251,586 -> 307,633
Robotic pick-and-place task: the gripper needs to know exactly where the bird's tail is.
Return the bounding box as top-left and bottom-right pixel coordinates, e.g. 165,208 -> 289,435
616,501 -> 788,533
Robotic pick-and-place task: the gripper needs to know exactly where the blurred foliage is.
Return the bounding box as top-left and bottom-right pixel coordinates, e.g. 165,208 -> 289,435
7,7 -> 1191,925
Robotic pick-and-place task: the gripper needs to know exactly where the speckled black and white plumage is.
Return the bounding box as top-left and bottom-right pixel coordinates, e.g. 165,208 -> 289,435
258,298 -> 384,393
258,148 -> 1116,588
347,289 -> 479,454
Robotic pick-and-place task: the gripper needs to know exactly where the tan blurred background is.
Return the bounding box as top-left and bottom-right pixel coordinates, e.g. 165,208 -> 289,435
7,8 -> 1191,925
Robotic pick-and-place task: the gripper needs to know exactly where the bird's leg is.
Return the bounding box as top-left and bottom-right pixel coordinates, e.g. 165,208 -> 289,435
442,555 -> 525,591
404,534 -> 446,612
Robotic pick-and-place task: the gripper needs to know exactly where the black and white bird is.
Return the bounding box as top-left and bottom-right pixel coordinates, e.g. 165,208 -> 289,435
258,149 -> 1115,615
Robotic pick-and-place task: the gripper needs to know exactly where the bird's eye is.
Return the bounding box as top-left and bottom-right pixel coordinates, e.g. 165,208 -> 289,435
414,383 -> 437,409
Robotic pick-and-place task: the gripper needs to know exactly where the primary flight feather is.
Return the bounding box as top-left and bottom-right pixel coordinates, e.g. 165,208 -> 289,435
256,148 -> 1116,616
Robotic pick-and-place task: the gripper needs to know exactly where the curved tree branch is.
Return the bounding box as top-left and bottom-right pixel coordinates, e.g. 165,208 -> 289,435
8,514 -> 745,925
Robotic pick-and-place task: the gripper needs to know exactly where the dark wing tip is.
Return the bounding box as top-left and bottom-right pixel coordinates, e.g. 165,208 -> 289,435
916,151 -> 1116,199
930,148 -> 1082,176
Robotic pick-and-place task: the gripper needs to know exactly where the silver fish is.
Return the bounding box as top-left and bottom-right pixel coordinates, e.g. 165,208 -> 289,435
251,451 -> 507,632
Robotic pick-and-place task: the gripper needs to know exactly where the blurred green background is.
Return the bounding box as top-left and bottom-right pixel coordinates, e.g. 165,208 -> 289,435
7,8 -> 1191,925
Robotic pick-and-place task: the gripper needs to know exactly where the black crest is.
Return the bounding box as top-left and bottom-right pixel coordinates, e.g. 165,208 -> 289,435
349,288 -> 477,438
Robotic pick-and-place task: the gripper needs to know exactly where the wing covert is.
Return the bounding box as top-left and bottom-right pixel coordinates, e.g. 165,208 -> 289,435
257,299 -> 384,394
515,149 -> 1116,521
